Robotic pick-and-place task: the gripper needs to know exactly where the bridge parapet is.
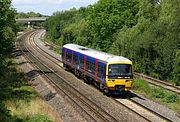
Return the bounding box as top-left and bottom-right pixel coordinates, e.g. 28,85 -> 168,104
16,17 -> 48,23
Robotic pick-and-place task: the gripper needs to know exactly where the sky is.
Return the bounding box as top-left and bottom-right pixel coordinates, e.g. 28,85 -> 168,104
12,0 -> 98,16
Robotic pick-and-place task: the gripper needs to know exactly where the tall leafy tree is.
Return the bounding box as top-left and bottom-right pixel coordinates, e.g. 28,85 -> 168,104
156,0 -> 180,80
112,0 -> 180,81
16,12 -> 43,19
87,0 -> 139,51
0,0 -> 17,120
45,0 -> 180,85
0,0 -> 16,55
45,8 -> 78,41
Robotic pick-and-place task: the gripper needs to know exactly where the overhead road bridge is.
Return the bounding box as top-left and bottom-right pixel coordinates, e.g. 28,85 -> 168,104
16,17 -> 48,28
16,17 -> 48,23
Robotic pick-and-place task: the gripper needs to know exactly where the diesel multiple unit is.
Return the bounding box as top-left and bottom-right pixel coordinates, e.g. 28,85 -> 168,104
62,44 -> 133,94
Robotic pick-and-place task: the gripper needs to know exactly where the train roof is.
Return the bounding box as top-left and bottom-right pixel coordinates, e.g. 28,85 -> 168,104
63,44 -> 132,64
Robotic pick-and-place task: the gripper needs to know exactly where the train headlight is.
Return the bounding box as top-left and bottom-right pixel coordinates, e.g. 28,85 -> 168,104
108,80 -> 115,82
126,80 -> 132,82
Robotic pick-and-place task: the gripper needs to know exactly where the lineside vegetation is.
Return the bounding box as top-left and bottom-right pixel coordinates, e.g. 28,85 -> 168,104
45,0 -> 180,86
133,79 -> 180,113
0,0 -> 54,121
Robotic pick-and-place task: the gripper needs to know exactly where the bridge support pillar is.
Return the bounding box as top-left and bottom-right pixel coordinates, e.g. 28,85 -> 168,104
28,21 -> 31,28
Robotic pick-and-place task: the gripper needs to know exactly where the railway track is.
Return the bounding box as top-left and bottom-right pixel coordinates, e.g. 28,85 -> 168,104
18,30 -> 121,122
114,97 -> 171,122
40,30 -> 180,95
134,72 -> 180,95
24,29 -> 178,121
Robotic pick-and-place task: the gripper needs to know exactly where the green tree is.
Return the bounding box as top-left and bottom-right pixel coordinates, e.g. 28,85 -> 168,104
44,0 -> 180,85
110,0 -> 180,82
0,0 -> 17,120
87,0 -> 139,51
0,0 -> 16,55
16,12 -> 44,19
173,50 -> 180,85
45,8 -> 78,41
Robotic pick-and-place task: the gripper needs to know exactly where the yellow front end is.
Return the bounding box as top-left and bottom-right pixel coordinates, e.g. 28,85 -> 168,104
106,79 -> 133,91
106,62 -> 133,92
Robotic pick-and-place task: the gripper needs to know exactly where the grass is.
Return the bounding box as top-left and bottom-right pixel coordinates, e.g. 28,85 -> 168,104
0,58 -> 60,122
44,36 -> 61,55
132,79 -> 180,113
5,93 -> 59,122
24,114 -> 52,122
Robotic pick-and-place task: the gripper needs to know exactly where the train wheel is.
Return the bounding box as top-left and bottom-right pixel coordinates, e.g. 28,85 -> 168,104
103,87 -> 109,96
84,76 -> 90,84
76,70 -> 81,79
95,82 -> 99,89
83,76 -> 86,83
75,69 -> 78,77
63,63 -> 67,70
99,83 -> 104,92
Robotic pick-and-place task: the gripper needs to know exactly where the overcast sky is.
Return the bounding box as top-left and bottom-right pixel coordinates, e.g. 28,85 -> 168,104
12,0 -> 98,15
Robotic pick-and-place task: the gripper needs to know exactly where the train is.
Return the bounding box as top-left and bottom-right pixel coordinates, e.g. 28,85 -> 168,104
62,44 -> 133,95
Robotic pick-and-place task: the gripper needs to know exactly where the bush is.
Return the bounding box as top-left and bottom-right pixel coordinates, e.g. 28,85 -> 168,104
151,87 -> 165,99
133,79 -> 150,93
164,93 -> 179,103
133,79 -> 180,105
25,114 -> 52,122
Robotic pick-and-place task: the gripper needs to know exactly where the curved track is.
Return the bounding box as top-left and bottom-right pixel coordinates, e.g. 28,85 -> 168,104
27,30 -> 176,121
37,30 -> 180,95
18,30 -> 121,122
134,72 -> 180,95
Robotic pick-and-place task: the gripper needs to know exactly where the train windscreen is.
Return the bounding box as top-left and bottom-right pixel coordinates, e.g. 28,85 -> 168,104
108,64 -> 133,79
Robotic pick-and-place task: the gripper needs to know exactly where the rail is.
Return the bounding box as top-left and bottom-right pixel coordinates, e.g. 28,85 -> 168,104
18,30 -> 119,122
28,29 -> 174,121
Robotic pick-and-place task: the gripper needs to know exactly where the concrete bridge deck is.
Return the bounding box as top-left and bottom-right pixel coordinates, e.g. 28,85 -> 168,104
16,17 -> 48,23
